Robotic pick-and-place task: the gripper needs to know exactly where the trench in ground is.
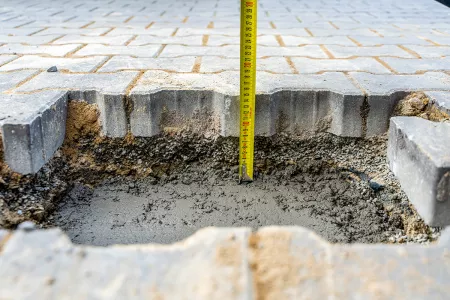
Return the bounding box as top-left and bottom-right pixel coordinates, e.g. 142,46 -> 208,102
0,96 -> 442,246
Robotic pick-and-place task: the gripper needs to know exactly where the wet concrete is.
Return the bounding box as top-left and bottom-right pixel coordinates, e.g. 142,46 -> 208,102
56,169 -> 392,246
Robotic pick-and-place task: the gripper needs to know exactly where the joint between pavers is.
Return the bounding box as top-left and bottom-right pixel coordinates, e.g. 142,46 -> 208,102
374,57 -> 398,74
100,28 -> 115,37
319,45 -> 335,58
4,70 -> 42,93
397,45 -> 422,58
64,44 -> 87,58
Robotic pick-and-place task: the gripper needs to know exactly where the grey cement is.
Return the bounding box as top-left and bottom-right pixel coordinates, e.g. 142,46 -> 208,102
55,179 -> 356,246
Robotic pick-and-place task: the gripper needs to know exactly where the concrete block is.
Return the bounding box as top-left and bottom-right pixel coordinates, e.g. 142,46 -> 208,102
326,45 -> 415,58
281,36 -> 355,46
129,35 -> 204,46
347,35 -> 433,46
0,91 -> 68,174
0,55 -> 18,66
291,57 -> 391,74
388,117 -> 450,226
98,56 -> 196,73
403,45 -> 450,58
0,228 -> 252,300
0,35 -> 62,45
0,44 -> 83,56
0,55 -> 109,72
425,91 -> 450,115
380,57 -> 450,74
200,56 -> 293,73
74,44 -> 162,57
0,70 -> 38,92
34,27 -> 112,36
106,28 -> 177,36
53,35 -> 134,45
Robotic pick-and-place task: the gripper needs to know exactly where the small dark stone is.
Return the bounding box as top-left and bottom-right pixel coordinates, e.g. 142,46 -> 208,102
369,180 -> 384,192
18,221 -> 36,231
47,66 -> 58,72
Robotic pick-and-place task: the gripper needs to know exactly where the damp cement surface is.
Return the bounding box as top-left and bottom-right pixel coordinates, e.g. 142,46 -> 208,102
55,170 -> 393,246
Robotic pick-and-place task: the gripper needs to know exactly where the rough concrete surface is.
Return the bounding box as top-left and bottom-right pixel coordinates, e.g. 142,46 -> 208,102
1,226 -> 450,300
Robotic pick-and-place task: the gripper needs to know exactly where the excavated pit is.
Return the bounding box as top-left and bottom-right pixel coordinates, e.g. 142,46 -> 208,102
0,98 -> 442,246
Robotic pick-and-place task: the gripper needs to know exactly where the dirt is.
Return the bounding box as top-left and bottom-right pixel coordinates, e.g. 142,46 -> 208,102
394,92 -> 450,122
0,99 -> 441,245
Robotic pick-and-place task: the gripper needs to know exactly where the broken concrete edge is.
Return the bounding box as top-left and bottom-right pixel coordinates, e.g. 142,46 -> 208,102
388,117 -> 450,226
1,226 -> 450,299
1,85 -> 449,175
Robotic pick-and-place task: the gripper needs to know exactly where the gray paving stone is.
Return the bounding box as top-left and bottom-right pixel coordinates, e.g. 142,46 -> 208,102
0,35 -> 63,45
326,45 -> 415,58
0,70 -> 38,92
98,56 -> 196,73
0,55 -> 108,72
105,28 -> 177,36
53,35 -> 134,45
130,71 -> 364,137
388,117 -> 450,226
425,91 -> 450,115
129,35 -> 204,46
0,44 -> 82,56
0,54 -> 17,66
348,35 -> 433,46
207,35 -> 280,46
0,227 -> 252,300
380,57 -> 450,73
74,44 -> 161,57
0,91 -> 68,174
349,72 -> 450,95
200,56 -> 293,73
291,57 -> 391,74
33,27 -> 112,36
308,28 -> 380,37
404,45 -> 450,58
281,36 -> 356,46
0,27 -> 44,36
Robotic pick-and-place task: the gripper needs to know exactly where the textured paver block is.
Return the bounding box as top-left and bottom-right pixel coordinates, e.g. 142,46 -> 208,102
74,44 -> 162,57
130,71 -> 364,137
381,57 -> 450,73
0,44 -> 83,56
53,35 -> 134,45
14,71 -> 140,137
426,91 -> 450,115
326,45 -> 414,58
34,27 -> 112,36
200,56 -> 293,73
0,91 -> 68,174
404,45 -> 450,58
0,70 -> 38,92
281,36 -> 355,46
0,55 -> 18,66
0,228 -> 252,300
129,35 -> 204,46
1,226 -> 450,299
388,117 -> 450,226
0,35 -> 62,45
0,55 -> 109,72
291,57 -> 391,74
98,56 -> 196,72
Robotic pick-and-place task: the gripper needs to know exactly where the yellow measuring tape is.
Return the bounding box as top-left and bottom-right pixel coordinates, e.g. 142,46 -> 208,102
239,0 -> 257,183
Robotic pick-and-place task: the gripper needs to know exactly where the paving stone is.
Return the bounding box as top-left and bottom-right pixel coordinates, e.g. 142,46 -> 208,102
207,35 -> 280,46
0,70 -> 38,92
348,35 -> 433,46
0,27 -> 44,36
98,56 -> 196,72
53,35 -> 134,45
0,35 -> 63,45
0,54 -> 17,66
326,45 -> 415,58
425,91 -> 450,115
388,117 -> 450,226
0,91 -> 68,174
129,35 -> 204,46
0,44 -> 82,56
0,55 -> 108,72
105,28 -> 177,36
33,27 -> 112,36
404,45 -> 450,58
349,72 -> 450,135
14,71 -> 140,137
130,71 -> 363,137
380,57 -> 450,73
20,21 -> 94,28
307,28 -> 380,37
291,57 -> 391,74
200,56 -> 293,73
0,227 -> 252,300
74,44 -> 162,57
281,36 -> 356,46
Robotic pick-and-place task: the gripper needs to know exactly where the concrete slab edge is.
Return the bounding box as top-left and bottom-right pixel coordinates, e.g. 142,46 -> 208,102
0,226 -> 449,299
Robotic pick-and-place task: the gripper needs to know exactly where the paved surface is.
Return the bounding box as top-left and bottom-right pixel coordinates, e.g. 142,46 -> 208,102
1,226 -> 450,299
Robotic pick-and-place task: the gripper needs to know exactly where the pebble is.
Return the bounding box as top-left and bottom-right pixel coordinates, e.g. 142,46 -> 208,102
47,66 -> 58,72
